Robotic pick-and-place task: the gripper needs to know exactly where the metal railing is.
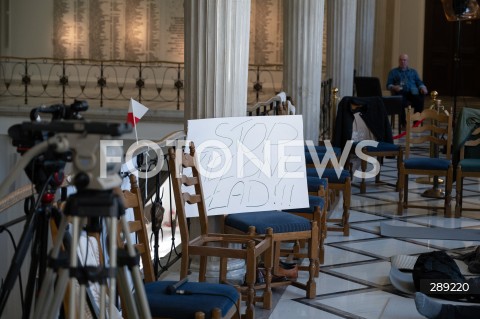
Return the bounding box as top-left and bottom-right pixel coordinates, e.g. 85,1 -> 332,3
0,56 -> 335,141
0,57 -> 286,110
247,64 -> 283,105
0,57 -> 185,109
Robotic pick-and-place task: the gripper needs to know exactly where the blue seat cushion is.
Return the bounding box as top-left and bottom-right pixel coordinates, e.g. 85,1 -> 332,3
304,151 -> 327,164
145,281 -> 239,319
404,158 -> 450,170
283,195 -> 325,214
304,145 -> 341,156
459,158 -> 480,172
306,167 -> 350,183
224,210 -> 311,234
306,176 -> 328,192
362,141 -> 400,152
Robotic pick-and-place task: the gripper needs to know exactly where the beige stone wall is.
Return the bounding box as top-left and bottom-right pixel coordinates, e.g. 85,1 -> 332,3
373,0 -> 426,90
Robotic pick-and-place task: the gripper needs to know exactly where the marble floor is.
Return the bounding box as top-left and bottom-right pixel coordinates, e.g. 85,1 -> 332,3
156,143 -> 480,319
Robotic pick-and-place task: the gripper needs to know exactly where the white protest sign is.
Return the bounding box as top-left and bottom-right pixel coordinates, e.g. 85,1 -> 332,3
185,115 -> 309,217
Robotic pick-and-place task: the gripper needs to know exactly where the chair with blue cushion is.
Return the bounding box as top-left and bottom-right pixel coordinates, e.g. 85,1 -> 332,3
306,167 -> 351,236
332,95 -> 400,195
144,280 -> 240,319
282,155 -> 328,265
283,187 -> 326,266
165,144 -> 275,319
304,144 -> 341,158
455,127 -> 480,217
304,144 -> 351,236
121,170 -> 265,319
224,211 -> 319,298
397,106 -> 453,217
357,141 -> 403,194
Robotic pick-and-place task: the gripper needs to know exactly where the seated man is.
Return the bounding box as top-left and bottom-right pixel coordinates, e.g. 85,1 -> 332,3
386,53 -> 428,130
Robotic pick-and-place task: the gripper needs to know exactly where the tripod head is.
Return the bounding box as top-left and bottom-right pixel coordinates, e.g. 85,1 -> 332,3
7,101 -> 132,195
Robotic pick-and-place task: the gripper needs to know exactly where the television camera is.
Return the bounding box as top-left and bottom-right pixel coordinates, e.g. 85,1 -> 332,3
0,101 -> 151,318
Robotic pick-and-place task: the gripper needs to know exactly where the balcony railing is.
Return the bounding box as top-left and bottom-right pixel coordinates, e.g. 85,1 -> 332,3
0,57 -> 285,110
0,57 -> 185,110
0,56 -> 334,140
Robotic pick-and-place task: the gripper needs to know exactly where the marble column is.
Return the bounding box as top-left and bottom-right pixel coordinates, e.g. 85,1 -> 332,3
183,0 -> 252,283
184,0 -> 251,126
355,0 -> 376,77
326,0 -> 357,98
283,0 -> 325,144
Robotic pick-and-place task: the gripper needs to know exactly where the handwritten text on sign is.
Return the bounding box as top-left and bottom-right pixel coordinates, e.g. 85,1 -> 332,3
185,115 -> 309,217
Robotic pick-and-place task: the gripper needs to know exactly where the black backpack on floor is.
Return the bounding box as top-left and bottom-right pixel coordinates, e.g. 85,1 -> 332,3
412,251 -> 468,301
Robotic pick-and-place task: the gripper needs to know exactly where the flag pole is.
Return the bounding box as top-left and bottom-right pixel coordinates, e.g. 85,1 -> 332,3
134,124 -> 139,144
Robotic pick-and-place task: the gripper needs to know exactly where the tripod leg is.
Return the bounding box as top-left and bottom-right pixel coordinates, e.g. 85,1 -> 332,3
67,216 -> 82,319
119,215 -> 152,318
78,285 -> 86,319
33,214 -> 70,318
22,213 -> 44,319
107,216 -> 117,319
0,210 -> 38,316
117,264 -> 140,318
99,285 -> 107,319
36,215 -> 82,319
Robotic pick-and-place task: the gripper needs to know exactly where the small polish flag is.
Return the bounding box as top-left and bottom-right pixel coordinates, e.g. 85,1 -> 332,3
126,98 -> 149,126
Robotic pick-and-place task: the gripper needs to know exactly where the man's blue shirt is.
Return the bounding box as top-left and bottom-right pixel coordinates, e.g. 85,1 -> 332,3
386,67 -> 426,95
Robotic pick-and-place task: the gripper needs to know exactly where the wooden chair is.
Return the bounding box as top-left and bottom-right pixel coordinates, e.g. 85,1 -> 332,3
224,213 -> 318,299
352,97 -> 403,194
283,184 -> 327,265
357,141 -> 403,194
455,127 -> 480,217
119,174 -> 244,319
335,96 -> 402,194
304,148 -> 351,236
167,144 -> 274,319
223,162 -> 319,298
398,106 -> 454,217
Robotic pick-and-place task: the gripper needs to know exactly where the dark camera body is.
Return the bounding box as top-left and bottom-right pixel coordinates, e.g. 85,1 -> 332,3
8,100 -> 132,193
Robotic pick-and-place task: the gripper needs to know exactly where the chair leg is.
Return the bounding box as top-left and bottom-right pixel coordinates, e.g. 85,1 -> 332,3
199,256 -> 208,282
210,308 -> 221,319
273,242 -> 281,276
244,245 -> 256,319
219,256 -> 228,283
360,159 -> 367,194
455,167 -> 463,218
444,167 -> 453,218
374,156 -> 383,184
342,178 -> 351,236
403,174 -> 409,208
305,221 -> 318,299
319,207 -> 327,265
397,167 -> 404,215
262,241 -> 273,310
396,149 -> 403,192
180,251 -> 190,279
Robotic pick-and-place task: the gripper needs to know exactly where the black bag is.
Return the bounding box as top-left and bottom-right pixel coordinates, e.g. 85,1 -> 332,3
413,251 -> 467,301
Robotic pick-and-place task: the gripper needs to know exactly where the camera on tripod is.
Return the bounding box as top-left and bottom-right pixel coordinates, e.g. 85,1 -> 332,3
0,100 -> 145,319
7,100 -> 132,194
30,99 -> 88,122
